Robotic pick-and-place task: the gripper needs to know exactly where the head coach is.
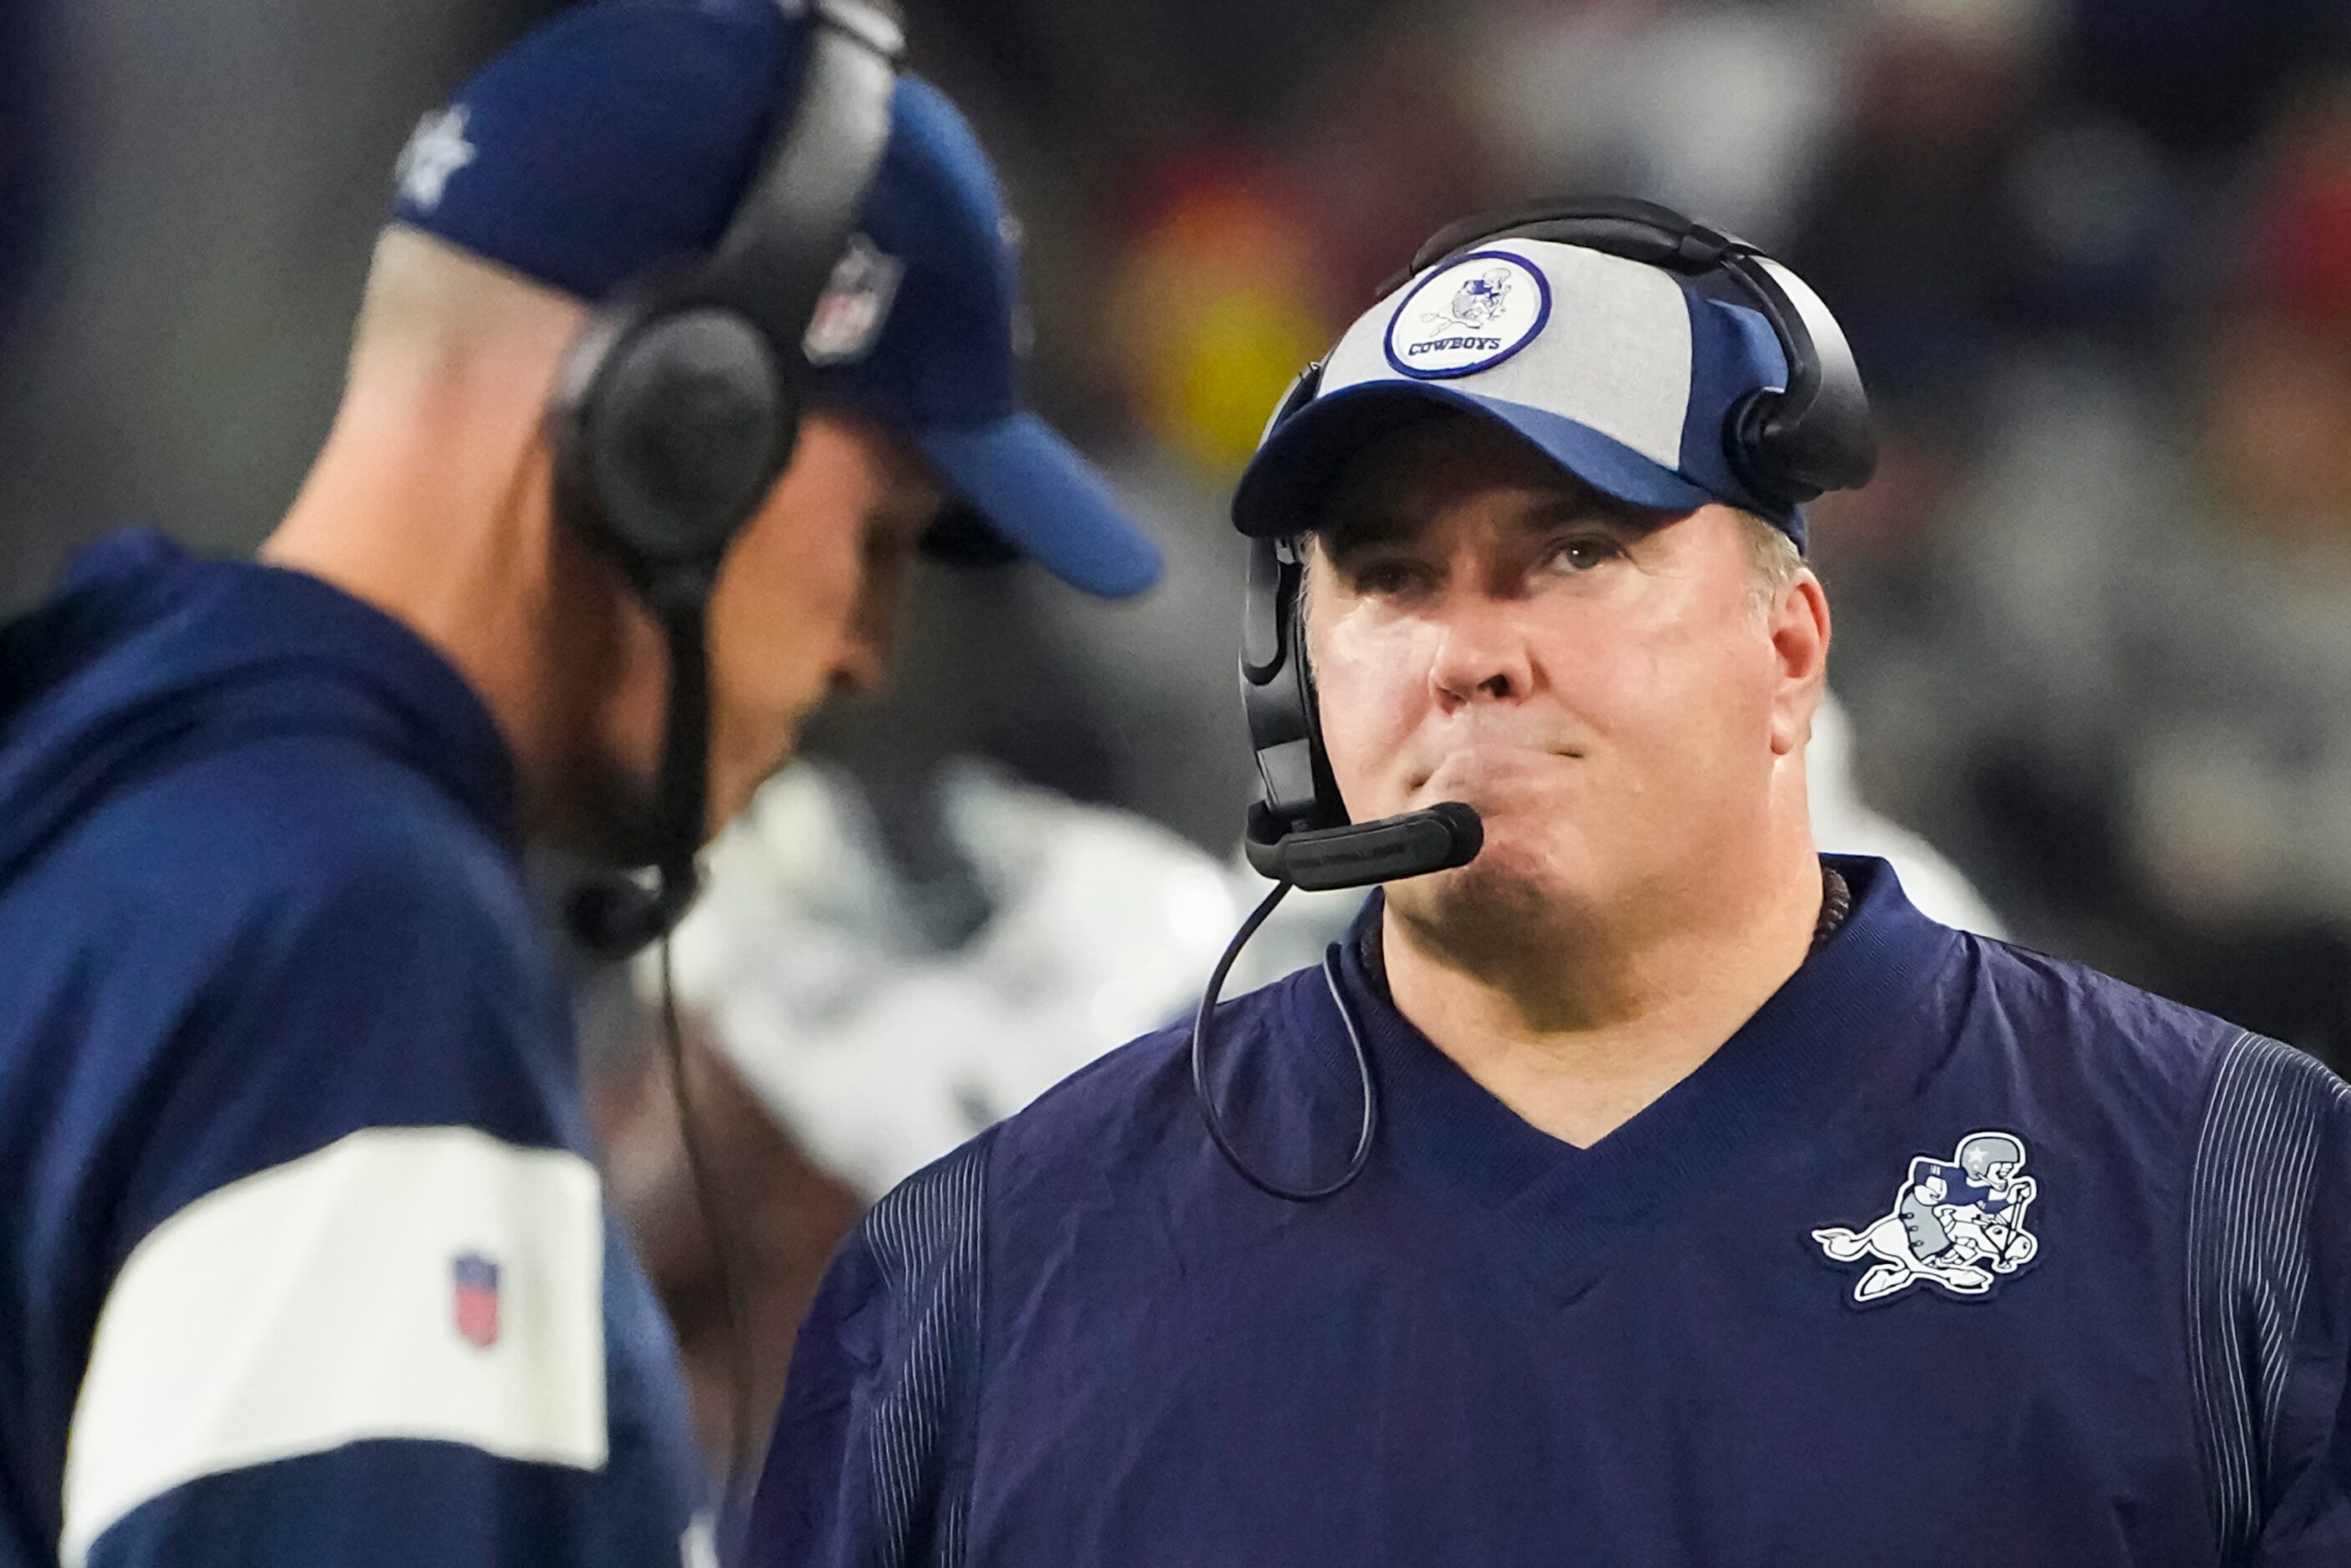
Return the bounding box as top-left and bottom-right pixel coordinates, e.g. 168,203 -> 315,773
0,2 -> 1158,1566
752,201 -> 2351,1566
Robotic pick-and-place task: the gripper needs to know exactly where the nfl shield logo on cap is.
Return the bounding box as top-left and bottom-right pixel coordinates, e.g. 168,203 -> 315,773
452,1251 -> 502,1349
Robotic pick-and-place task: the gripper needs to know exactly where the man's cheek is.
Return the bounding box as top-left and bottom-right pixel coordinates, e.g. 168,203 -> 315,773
1321,695 -> 1406,815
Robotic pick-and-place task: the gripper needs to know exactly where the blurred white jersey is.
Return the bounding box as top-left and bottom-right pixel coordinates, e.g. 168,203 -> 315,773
650,761 -> 1239,1201
1807,694 -> 2004,937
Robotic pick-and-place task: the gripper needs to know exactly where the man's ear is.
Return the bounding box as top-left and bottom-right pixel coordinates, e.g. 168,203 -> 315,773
1766,569 -> 1831,757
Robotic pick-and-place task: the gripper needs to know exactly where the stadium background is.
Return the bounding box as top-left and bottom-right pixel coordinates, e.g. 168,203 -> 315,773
5,0 -> 2351,1479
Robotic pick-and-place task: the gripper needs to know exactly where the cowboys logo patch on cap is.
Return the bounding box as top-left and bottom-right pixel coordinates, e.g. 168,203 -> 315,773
1385,250 -> 1552,380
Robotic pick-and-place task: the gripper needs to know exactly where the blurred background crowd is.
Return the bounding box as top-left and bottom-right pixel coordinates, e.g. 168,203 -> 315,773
7,0 -> 2351,1482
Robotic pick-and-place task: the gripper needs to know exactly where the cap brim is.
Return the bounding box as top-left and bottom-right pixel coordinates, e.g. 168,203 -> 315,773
1230,382 -> 1715,538
914,413 -> 1163,599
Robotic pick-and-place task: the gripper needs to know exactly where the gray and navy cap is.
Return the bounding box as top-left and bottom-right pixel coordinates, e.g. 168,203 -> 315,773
1232,238 -> 1809,550
390,0 -> 1161,598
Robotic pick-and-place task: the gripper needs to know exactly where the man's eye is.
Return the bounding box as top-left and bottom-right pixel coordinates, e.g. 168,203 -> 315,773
1350,560 -> 1421,596
1546,536 -> 1622,573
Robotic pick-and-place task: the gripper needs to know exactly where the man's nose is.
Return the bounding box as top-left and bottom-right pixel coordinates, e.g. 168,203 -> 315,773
1426,594 -> 1535,708
829,640 -> 885,698
830,607 -> 894,696
830,577 -> 901,697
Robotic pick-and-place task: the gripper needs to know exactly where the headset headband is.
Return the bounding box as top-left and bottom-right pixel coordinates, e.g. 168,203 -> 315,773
705,0 -> 904,354
557,0 -> 904,959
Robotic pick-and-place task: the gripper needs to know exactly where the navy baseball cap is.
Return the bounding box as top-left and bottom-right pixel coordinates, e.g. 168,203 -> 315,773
390,0 -> 1161,598
1231,239 -> 1807,550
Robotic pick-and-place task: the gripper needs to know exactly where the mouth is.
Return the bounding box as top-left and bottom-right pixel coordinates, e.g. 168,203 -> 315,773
1408,743 -> 1585,799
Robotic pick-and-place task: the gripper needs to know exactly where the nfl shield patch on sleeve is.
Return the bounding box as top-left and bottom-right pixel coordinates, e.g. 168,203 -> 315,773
452,1251 -> 503,1348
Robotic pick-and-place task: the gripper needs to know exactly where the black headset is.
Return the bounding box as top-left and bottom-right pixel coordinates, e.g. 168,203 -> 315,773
1239,195 -> 1875,883
553,0 -> 904,957
543,1 -> 908,1515
1193,197 -> 1874,1204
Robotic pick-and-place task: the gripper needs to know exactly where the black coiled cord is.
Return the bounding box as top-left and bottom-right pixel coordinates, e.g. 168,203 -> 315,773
1189,879 -> 1379,1202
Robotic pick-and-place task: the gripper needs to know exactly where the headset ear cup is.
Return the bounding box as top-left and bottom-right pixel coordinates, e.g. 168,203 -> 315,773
1725,386 -> 1816,508
1735,255 -> 1877,501
1727,380 -> 1879,508
1241,535 -> 1350,839
568,306 -> 794,594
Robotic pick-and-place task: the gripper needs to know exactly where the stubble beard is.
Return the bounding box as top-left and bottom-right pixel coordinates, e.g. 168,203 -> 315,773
1383,832 -> 1576,975
542,749 -> 668,870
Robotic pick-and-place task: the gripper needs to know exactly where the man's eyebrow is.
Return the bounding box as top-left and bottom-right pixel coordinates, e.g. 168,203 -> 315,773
1319,488 -> 1672,556
1315,509 -> 1420,554
1514,490 -> 1675,535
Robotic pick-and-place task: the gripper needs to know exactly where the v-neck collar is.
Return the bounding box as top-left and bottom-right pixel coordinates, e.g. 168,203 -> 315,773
1315,857 -> 1958,1300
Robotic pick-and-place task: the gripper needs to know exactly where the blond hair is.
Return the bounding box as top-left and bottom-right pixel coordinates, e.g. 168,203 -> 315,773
345,223 -> 583,379
1739,510 -> 1807,612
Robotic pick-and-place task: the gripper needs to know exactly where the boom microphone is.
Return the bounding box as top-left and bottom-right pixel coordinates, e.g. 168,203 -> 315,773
566,865 -> 699,958
1242,801 -> 1483,891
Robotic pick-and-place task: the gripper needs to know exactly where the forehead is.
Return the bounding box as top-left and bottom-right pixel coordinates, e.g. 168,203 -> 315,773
1313,412 -> 1661,549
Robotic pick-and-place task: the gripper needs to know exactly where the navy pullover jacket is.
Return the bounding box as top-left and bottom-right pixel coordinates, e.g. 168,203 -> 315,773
0,531 -> 702,1568
752,856 -> 2351,1566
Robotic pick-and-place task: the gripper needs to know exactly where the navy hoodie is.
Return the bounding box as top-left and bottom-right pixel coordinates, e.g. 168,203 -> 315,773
0,531 -> 702,1568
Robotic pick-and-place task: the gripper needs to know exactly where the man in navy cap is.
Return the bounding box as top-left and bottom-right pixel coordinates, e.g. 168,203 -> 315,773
754,210 -> 2351,1564
0,3 -> 1156,1565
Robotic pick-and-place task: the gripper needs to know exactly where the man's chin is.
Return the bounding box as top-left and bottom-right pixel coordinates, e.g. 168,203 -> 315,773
1381,810 -> 1598,945
541,756 -> 666,870
1386,837 -> 1553,929
536,730 -> 798,868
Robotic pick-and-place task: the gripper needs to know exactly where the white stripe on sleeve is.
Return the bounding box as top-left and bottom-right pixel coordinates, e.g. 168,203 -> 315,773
61,1125 -> 606,1568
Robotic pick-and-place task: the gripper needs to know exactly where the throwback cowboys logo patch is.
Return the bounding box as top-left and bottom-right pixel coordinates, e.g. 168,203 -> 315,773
1385,249 -> 1551,380
1812,1131 -> 2040,1304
